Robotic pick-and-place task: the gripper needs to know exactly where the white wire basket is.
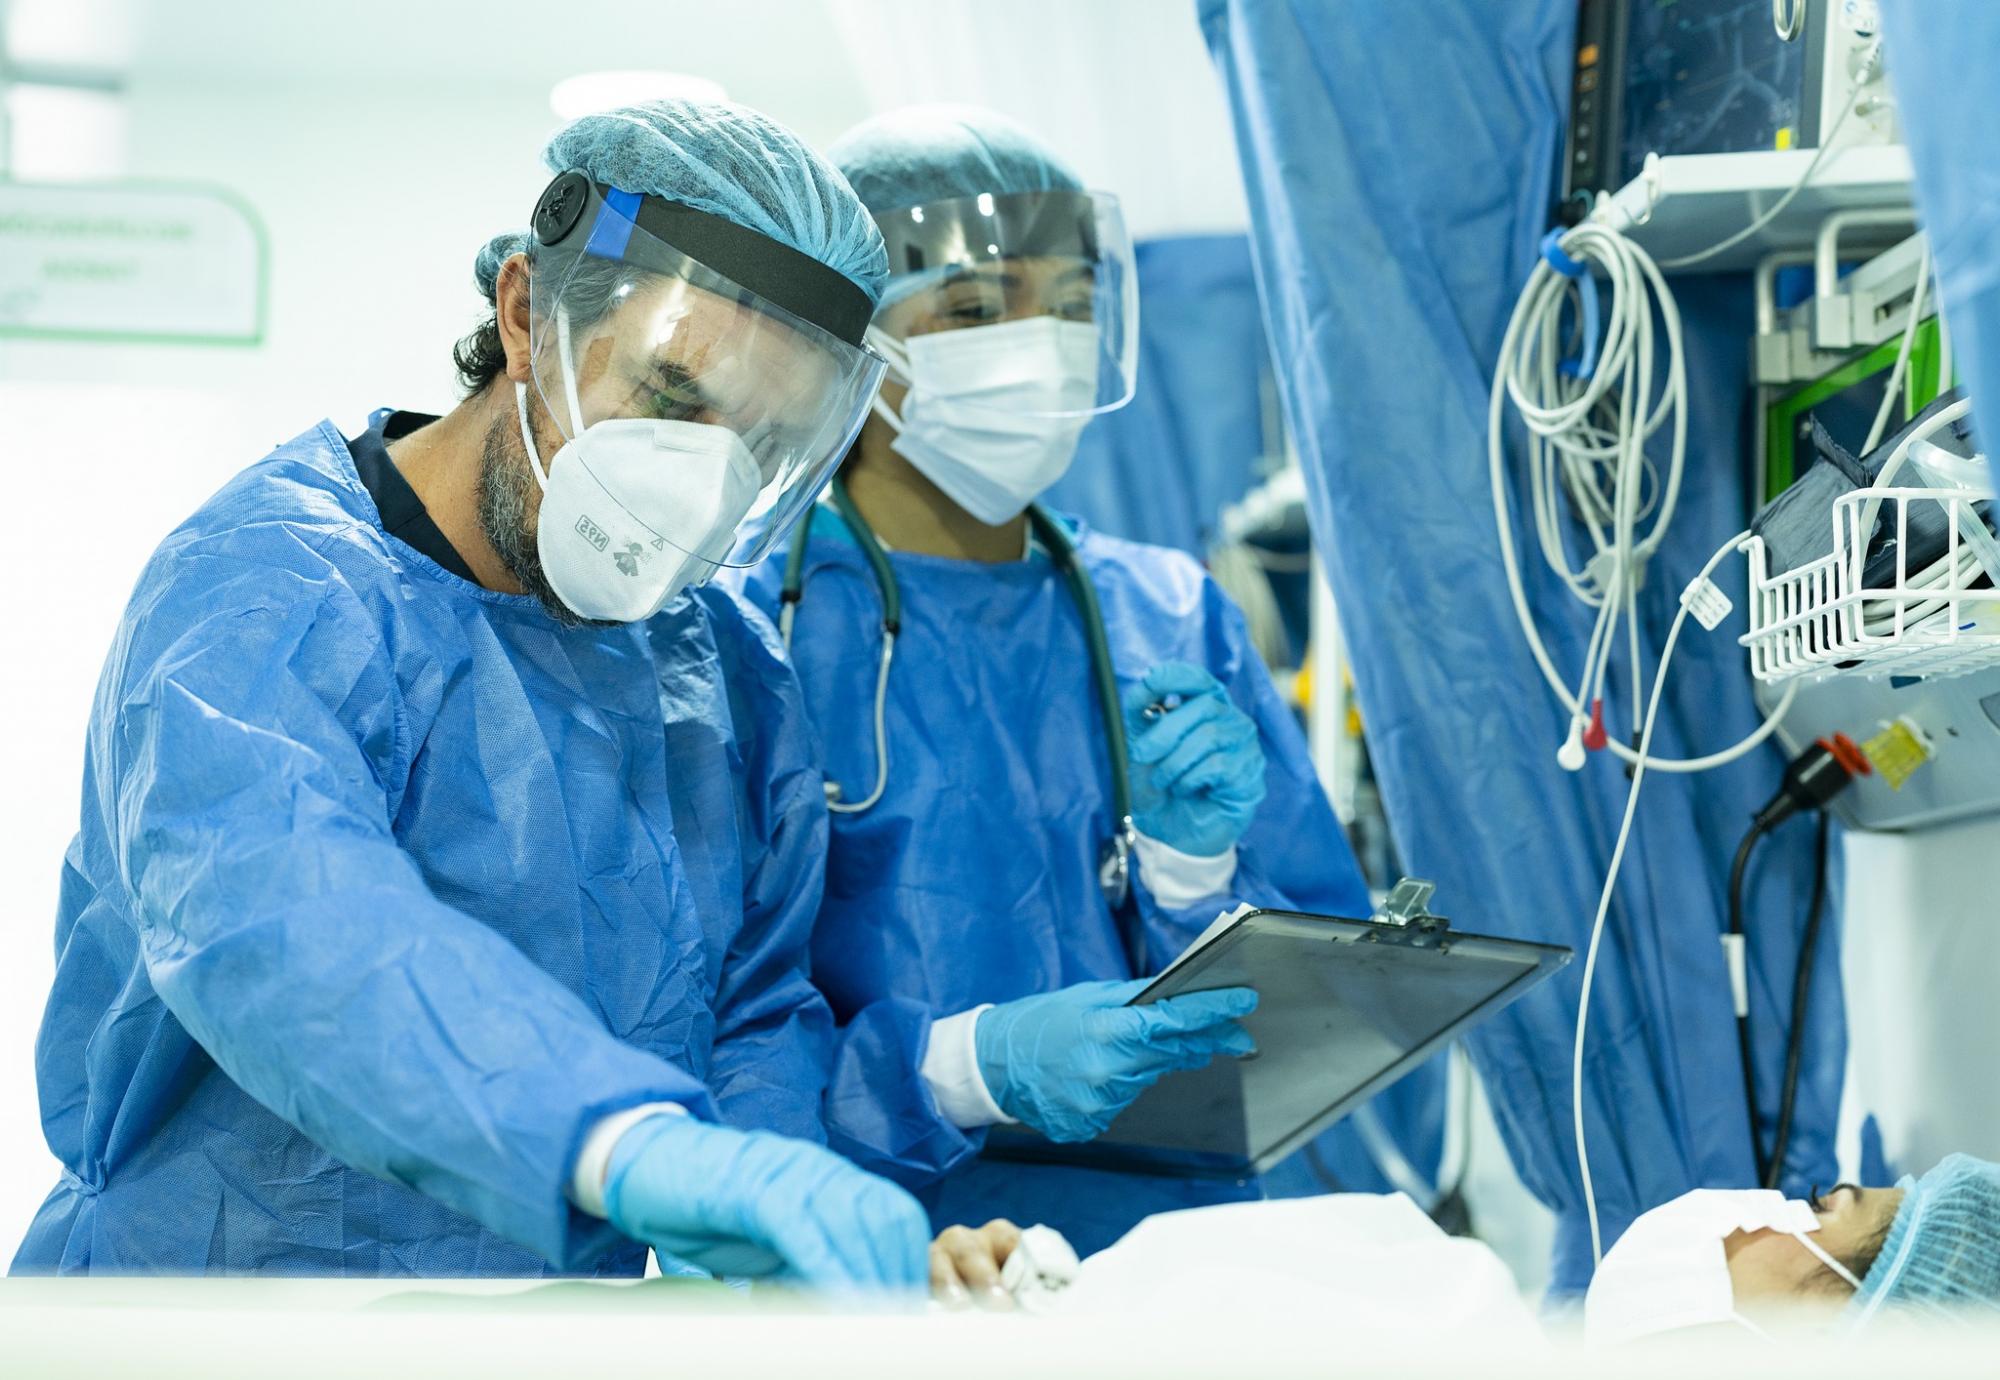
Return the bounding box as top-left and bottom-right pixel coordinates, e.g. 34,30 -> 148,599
1742,483 -> 2000,683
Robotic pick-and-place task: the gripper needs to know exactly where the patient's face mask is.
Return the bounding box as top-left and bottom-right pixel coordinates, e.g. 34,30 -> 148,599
1583,1189 -> 1861,1346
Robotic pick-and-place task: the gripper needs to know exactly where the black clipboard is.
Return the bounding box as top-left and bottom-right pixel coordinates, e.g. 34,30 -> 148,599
984,880 -> 1571,1179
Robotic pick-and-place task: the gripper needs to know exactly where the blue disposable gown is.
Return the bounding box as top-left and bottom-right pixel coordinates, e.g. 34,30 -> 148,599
730,511 -> 1401,1255
13,419 -> 831,1276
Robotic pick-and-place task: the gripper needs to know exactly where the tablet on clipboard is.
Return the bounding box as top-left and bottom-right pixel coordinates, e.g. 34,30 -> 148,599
984,880 -> 1571,1179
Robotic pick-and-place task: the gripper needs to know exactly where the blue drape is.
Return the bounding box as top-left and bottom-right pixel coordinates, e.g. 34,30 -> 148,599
1045,235 -> 1271,554
1201,0 -> 1842,1292
1881,2 -> 2000,430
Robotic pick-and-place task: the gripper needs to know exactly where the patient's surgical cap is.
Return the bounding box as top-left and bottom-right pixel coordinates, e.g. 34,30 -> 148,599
1850,1154 -> 2000,1326
473,98 -> 887,305
828,104 -> 1082,217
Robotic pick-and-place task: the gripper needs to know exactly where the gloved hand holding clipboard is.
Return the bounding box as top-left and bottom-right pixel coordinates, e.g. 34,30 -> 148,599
986,880 -> 1571,1178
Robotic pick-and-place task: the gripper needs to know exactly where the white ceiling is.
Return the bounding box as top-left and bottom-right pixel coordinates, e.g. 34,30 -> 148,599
4,0 -> 1249,238
6,0 -> 145,71
21,1 -> 867,136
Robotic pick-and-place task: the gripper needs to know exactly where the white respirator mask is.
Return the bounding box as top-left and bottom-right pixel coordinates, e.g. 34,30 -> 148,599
1583,1189 -> 1862,1346
870,317 -> 1101,526
517,308 -> 761,624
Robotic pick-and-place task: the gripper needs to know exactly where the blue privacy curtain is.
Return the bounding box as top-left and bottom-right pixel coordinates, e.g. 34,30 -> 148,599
1882,2 -> 2000,427
1045,235 -> 1273,554
1201,0 -> 1842,1291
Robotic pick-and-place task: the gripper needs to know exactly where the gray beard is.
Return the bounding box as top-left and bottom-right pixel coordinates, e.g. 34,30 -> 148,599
476,406 -> 603,628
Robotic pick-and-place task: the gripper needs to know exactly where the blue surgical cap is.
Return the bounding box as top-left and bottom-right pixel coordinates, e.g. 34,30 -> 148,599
1850,1154 -> 2000,1326
827,104 -> 1082,218
474,98 -> 886,306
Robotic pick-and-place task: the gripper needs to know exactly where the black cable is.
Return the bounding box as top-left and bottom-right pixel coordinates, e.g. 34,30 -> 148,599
1762,812 -> 1833,1190
1730,739 -> 1858,1192
1727,821 -> 1770,1187
1429,1055 -> 1478,1236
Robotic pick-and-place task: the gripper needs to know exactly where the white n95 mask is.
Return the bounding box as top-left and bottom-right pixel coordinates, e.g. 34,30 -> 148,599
517,310 -> 761,624
1583,1189 -> 1862,1346
872,317 -> 1101,526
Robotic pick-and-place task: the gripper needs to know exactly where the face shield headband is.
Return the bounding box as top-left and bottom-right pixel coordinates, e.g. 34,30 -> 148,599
519,171 -> 887,570
531,170 -> 875,348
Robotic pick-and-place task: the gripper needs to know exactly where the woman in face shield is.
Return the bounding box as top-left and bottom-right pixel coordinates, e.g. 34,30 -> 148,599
725,105 -> 1403,1265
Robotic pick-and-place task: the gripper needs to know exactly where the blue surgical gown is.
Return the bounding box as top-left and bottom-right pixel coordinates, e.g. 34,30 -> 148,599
729,510 -> 1430,1256
12,419 -> 831,1276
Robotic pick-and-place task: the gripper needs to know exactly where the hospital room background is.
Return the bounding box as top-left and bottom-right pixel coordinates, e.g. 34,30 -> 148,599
3,0 -> 1997,1308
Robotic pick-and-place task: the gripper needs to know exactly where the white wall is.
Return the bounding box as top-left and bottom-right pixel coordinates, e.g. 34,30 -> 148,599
0,380 -> 279,1250
824,0 -> 1250,238
0,69 -> 609,1256
1839,817 -> 2000,1181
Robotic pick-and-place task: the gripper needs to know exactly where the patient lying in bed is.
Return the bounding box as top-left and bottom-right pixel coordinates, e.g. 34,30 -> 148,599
934,1192 -> 1542,1341
1586,1152 -> 2000,1342
939,1152 -> 2000,1345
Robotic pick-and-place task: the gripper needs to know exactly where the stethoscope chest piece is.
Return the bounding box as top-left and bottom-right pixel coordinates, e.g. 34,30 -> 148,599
1098,816 -> 1138,911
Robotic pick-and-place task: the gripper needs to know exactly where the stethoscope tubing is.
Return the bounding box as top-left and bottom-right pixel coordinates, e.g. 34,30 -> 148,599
779,482 -> 1145,964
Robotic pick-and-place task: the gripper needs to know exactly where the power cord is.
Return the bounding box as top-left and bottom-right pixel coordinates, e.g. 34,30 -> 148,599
1655,72 -> 1865,272
1725,739 -> 1863,1186
1764,812 -> 1832,1190
1573,530 -> 1750,1264
1656,83 -> 1856,274
1860,238 -> 1934,457
1568,545 -> 1856,1264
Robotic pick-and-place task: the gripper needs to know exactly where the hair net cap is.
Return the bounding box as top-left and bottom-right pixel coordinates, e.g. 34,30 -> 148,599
474,98 -> 886,307
474,231 -> 532,302
827,104 -> 1083,218
1850,1154 -> 2000,1326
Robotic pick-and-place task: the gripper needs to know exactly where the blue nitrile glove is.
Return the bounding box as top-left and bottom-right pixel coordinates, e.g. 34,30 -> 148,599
973,978 -> 1259,1142
603,1113 -> 930,1290
1122,662 -> 1268,857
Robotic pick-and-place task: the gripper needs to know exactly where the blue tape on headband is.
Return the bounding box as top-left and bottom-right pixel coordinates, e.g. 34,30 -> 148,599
584,187 -> 643,262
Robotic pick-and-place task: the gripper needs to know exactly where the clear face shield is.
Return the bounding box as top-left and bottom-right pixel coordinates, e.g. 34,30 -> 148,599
523,172 -> 886,577
867,188 -> 1138,420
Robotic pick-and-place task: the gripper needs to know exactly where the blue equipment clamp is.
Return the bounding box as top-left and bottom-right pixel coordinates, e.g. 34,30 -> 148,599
1540,228 -> 1599,381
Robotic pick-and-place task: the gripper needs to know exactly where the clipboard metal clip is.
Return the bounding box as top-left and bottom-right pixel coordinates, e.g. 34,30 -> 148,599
1371,878 -> 1440,928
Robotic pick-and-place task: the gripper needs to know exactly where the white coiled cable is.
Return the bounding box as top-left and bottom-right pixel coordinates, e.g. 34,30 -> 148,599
1490,222 -> 1797,774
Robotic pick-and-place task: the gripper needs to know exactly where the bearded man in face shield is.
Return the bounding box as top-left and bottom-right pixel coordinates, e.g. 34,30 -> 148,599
12,99 -> 946,1290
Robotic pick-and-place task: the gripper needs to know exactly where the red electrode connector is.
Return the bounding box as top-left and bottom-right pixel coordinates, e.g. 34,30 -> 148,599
1581,698 -> 1608,752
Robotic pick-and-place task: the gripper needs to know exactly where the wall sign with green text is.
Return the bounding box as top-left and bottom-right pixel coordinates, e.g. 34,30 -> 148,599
0,180 -> 269,346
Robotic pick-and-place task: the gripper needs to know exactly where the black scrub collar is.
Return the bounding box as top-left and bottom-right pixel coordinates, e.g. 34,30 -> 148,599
345,411 -> 479,584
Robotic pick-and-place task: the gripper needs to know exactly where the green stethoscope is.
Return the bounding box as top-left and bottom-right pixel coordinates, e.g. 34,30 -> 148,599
779,477 -> 1141,919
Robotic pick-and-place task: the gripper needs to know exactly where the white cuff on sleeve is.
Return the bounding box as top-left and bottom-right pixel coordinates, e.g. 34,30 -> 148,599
920,1006 -> 1015,1129
1132,832 -> 1239,909
569,1101 -> 689,1219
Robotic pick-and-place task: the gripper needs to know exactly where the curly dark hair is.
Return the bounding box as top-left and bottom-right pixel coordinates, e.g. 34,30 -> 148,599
452,315 -> 509,397
452,245 -> 633,398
